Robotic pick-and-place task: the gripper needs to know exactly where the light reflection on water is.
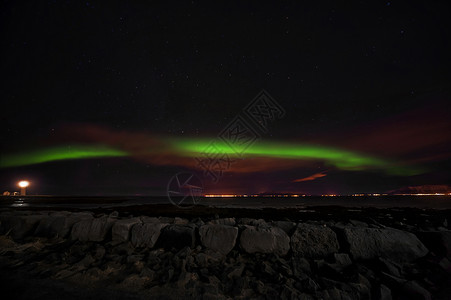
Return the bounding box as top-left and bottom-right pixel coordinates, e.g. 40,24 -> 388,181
11,198 -> 29,207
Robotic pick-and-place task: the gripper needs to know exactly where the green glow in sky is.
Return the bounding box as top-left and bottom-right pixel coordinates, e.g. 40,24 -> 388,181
0,145 -> 127,168
0,138 -> 423,176
170,138 -> 423,176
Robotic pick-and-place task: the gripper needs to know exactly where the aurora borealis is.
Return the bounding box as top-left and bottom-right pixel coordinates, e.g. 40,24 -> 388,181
0,136 -> 425,176
0,145 -> 127,168
1,1 -> 450,196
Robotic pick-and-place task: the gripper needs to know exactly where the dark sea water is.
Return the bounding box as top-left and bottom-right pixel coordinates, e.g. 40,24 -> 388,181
1,195 -> 450,209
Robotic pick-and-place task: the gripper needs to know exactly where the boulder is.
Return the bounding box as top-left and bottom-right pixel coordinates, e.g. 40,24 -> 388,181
240,225 -> 290,256
130,222 -> 167,248
71,216 -> 115,242
35,212 -> 91,238
112,217 -> 142,243
341,227 -> 428,262
400,281 -> 432,300
327,253 -> 352,272
208,217 -> 236,226
1,214 -> 48,240
378,257 -> 402,277
380,284 -> 392,300
272,221 -> 297,234
290,223 -> 339,258
195,249 -> 225,268
71,219 -> 92,241
251,219 -> 269,227
416,231 -> 451,259
291,257 -> 312,275
199,224 -> 238,255
140,216 -> 160,223
174,217 -> 189,224
238,218 -> 256,225
159,224 -> 197,249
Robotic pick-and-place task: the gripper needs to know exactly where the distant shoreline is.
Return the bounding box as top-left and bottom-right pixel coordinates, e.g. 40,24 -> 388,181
1,194 -> 451,210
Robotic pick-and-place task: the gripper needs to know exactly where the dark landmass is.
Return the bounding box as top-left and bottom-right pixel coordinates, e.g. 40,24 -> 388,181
387,185 -> 451,195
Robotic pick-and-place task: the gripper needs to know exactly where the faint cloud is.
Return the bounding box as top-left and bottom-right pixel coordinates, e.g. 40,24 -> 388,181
293,172 -> 327,182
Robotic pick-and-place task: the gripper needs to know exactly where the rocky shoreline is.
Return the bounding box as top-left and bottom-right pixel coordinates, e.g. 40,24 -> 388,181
0,207 -> 450,299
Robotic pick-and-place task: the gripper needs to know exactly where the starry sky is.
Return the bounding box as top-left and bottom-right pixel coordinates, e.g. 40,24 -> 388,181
1,1 -> 450,196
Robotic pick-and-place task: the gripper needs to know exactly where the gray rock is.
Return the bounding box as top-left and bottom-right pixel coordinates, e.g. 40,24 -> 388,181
126,254 -> 144,263
381,271 -> 407,286
400,281 -> 432,300
34,211 -> 84,238
109,211 -> 119,218
140,216 -> 160,223
349,219 -> 369,227
240,225 -> 290,256
69,219 -> 92,242
251,219 -> 268,227
326,253 -> 352,272
159,224 -> 196,249
74,254 -> 95,268
227,264 -> 245,279
334,253 -> 352,268
292,257 -> 312,275
130,222 -> 167,248
290,223 -> 339,258
6,214 -> 48,239
199,224 -> 238,255
71,216 -> 115,242
112,217 -> 142,243
341,227 -> 428,262
158,216 -> 174,223
438,257 -> 451,274
318,288 -> 353,300
208,217 -> 236,226
195,249 -> 224,268
93,245 -> 106,260
417,230 -> 451,259
378,257 -> 402,277
380,284 -> 392,300
352,274 -> 371,299
191,217 -> 205,227
238,218 -> 256,225
174,217 -> 189,224
271,221 -> 297,234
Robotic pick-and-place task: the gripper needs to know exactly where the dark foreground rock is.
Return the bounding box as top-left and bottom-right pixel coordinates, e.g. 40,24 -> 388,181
131,222 -> 167,248
199,224 -> 238,255
341,226 -> 428,262
240,225 -> 290,256
71,216 -> 116,242
417,231 -> 451,259
0,207 -> 451,299
158,224 -> 197,249
290,223 -> 339,258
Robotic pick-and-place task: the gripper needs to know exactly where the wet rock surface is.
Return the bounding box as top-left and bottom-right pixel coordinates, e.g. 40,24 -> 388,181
0,207 -> 450,299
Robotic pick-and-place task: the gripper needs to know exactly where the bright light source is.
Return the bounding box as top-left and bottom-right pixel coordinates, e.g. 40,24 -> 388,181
18,181 -> 29,188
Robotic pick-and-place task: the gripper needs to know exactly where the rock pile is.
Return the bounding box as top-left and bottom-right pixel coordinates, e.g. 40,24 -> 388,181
0,209 -> 450,299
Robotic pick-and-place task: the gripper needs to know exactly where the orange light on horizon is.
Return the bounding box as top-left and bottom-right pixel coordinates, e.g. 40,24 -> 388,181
18,181 -> 29,188
18,180 -> 30,196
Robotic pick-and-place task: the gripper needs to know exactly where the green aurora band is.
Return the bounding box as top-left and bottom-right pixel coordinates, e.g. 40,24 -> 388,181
170,139 -> 424,176
0,139 -> 424,176
0,145 -> 127,168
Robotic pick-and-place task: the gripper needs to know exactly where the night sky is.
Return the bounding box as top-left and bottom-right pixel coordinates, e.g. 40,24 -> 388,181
1,1 -> 450,196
